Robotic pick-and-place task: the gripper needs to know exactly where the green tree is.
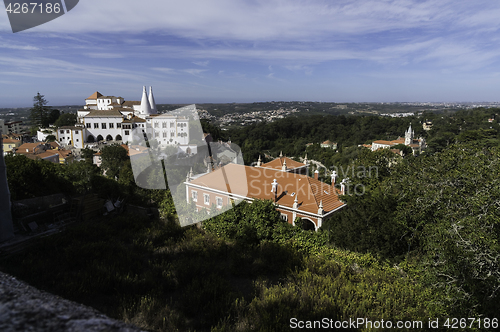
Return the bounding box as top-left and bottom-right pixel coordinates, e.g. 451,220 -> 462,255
29,92 -> 51,128
80,147 -> 95,164
99,144 -> 129,180
54,113 -> 77,128
63,161 -> 99,193
391,143 -> 413,156
45,135 -> 56,142
47,109 -> 61,126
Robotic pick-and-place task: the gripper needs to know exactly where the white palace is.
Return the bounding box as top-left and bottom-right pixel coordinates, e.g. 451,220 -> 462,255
54,87 -> 192,152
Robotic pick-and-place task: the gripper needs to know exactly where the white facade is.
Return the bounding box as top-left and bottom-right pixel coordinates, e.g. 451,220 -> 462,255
37,128 -> 56,142
71,87 -> 191,148
57,126 -> 85,149
149,115 -> 189,147
83,113 -> 125,143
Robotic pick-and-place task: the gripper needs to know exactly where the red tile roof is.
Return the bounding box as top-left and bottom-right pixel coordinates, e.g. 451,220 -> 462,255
188,164 -> 344,216
86,91 -> 103,100
2,139 -> 20,144
260,156 -> 306,170
121,144 -> 149,157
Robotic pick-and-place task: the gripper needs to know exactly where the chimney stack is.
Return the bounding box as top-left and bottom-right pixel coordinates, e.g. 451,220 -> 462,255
331,170 -> 337,187
271,179 -> 278,202
314,170 -> 319,180
340,178 -> 348,195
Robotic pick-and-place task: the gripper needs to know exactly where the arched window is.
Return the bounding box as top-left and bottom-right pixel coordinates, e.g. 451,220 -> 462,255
87,135 -> 95,143
97,135 -> 104,141
301,218 -> 316,231
106,135 -> 113,141
116,135 -> 122,141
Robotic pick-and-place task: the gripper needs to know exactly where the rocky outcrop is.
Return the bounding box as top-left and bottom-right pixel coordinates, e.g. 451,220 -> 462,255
0,271 -> 144,332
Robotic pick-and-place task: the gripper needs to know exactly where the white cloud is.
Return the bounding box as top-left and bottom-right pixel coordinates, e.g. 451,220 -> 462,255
0,43 -> 39,50
85,53 -> 125,59
183,68 -> 207,76
0,55 -> 146,81
152,67 -> 176,74
193,60 -> 209,66
18,0 -> 482,40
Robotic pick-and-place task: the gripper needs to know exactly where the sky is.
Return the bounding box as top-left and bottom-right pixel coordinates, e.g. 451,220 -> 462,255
2,0 -> 500,107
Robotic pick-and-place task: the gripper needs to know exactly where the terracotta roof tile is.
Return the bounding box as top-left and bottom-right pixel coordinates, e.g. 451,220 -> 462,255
86,91 -> 103,100
122,101 -> 141,106
189,164 -> 344,215
2,139 -> 20,144
260,156 -> 306,170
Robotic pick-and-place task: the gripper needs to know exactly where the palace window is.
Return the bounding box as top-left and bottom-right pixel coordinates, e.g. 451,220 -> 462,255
117,123 -> 121,128
204,194 -> 210,205
101,123 -> 106,129
216,197 -> 223,208
109,123 -> 114,129
192,191 -> 198,202
94,123 -> 99,129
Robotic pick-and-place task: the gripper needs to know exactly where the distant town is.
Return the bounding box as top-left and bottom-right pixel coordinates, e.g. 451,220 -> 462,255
2,100 -> 500,135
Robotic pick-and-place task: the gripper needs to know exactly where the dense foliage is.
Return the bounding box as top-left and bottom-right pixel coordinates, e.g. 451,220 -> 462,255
2,107 -> 500,331
222,107 -> 500,165
54,112 -> 77,128
326,143 -> 500,319
0,200 -> 443,331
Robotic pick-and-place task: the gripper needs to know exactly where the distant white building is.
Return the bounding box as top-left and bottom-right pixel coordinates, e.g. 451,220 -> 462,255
57,126 -> 85,149
370,124 -> 426,155
4,121 -> 22,135
36,128 -> 56,142
67,87 -> 193,152
149,114 -> 189,146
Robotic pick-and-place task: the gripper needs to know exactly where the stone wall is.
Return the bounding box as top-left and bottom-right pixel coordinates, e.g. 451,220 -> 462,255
0,271 -> 144,332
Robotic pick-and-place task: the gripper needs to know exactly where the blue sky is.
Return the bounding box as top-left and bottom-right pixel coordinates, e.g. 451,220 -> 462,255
2,0 -> 500,107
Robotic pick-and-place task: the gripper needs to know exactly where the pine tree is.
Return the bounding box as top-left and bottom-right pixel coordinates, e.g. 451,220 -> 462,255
30,92 -> 50,128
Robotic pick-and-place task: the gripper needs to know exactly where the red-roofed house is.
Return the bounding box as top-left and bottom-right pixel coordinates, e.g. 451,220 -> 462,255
371,125 -> 425,154
2,138 -> 22,155
185,162 -> 346,230
257,152 -> 309,175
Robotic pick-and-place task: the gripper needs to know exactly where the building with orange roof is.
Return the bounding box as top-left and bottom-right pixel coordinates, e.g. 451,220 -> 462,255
93,151 -> 102,167
320,140 -> 337,149
15,143 -> 59,163
257,151 -> 309,175
14,142 -> 72,164
120,144 -> 149,158
2,138 -> 22,155
371,125 -> 425,155
185,162 -> 346,230
55,148 -> 74,164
